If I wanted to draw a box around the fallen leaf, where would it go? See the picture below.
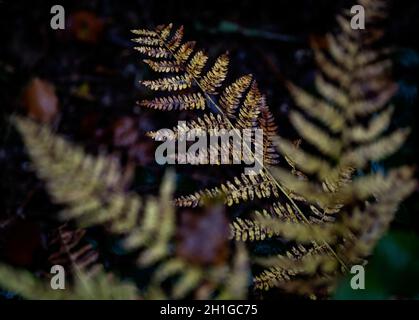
[176,205,230,266]
[22,78,59,124]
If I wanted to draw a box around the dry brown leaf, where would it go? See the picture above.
[176,205,230,266]
[22,78,59,124]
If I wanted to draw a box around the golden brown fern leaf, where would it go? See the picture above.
[235,81,262,130]
[131,9,415,298]
[199,53,230,94]
[175,172,280,207]
[258,98,280,165]
[139,93,206,111]
[132,24,298,246]
[147,113,230,140]
[133,24,284,170]
[220,74,253,118]
[132,24,344,295]
[231,201,299,242]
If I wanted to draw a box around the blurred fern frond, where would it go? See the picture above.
[0,118,249,300]
[250,0,416,295]
[0,263,139,300]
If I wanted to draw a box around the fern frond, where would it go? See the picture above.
[287,82,345,133]
[175,41,196,63]
[186,50,208,77]
[139,93,206,111]
[220,74,253,118]
[133,23,291,216]
[0,263,139,300]
[175,172,279,207]
[235,81,262,129]
[14,117,140,234]
[259,0,416,295]
[167,25,184,50]
[131,9,415,298]
[199,53,229,94]
[290,111,342,158]
[143,59,182,73]
[147,113,229,140]
[11,117,250,300]
[231,201,298,241]
[134,46,171,58]
[142,74,193,91]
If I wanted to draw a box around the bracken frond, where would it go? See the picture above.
[139,92,206,111]
[130,0,415,298]
[220,74,253,118]
[254,0,416,296]
[199,53,229,94]
[5,117,250,300]
[175,172,280,208]
[143,59,182,73]
[142,74,193,91]
[0,264,140,300]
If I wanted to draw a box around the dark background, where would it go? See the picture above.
[0,0,419,299]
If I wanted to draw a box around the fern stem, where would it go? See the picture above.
[57,228,96,298]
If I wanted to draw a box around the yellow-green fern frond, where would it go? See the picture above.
[259,0,416,295]
[10,118,250,300]
[0,264,139,300]
[13,117,140,234]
